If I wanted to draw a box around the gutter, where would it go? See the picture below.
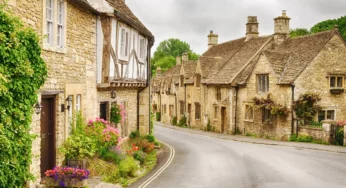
[291,84,295,135]
[234,86,239,134]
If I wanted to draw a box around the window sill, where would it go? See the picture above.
[244,120,254,123]
[262,122,273,125]
[330,88,344,94]
[195,119,201,121]
[213,119,218,122]
[43,45,67,54]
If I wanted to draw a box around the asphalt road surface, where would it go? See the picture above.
[146,125,346,188]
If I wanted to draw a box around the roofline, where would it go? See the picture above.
[113,10,155,44]
[69,0,102,14]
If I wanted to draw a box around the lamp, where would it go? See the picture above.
[111,89,116,99]
[34,103,42,115]
[61,96,73,112]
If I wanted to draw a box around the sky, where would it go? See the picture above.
[126,0,346,55]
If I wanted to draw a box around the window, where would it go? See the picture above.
[257,74,269,93]
[139,36,146,61]
[180,76,184,87]
[262,108,272,123]
[100,102,107,121]
[120,27,130,59]
[318,110,335,122]
[76,94,81,112]
[195,103,201,120]
[46,0,54,45]
[214,106,218,119]
[330,76,343,88]
[196,74,201,87]
[180,101,185,115]
[216,87,221,101]
[245,105,254,121]
[57,0,64,48]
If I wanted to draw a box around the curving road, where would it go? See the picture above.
[146,125,346,188]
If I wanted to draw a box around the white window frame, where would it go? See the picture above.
[119,26,130,61]
[138,35,146,62]
[57,0,64,48]
[46,0,54,45]
[76,94,81,112]
[329,75,344,89]
[245,104,254,122]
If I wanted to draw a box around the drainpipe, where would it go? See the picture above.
[291,84,295,135]
[234,86,239,135]
[184,84,187,118]
[148,46,152,134]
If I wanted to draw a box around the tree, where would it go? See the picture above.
[290,28,311,38]
[289,16,346,40]
[0,5,47,187]
[151,38,199,75]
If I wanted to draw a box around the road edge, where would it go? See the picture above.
[157,123,346,155]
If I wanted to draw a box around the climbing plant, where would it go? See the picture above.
[293,93,321,124]
[253,94,289,116]
[0,5,47,187]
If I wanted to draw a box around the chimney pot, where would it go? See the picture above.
[282,10,286,16]
[176,56,181,65]
[274,10,290,45]
[246,16,259,41]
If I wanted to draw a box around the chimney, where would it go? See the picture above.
[274,10,290,45]
[246,16,259,41]
[156,67,162,76]
[208,30,218,49]
[176,56,181,65]
[182,52,188,61]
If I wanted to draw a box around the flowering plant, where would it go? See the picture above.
[110,103,126,124]
[337,120,346,126]
[44,166,89,187]
[102,125,121,147]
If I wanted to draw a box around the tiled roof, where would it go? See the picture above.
[199,56,224,82]
[182,60,197,79]
[267,30,336,84]
[203,37,245,60]
[207,36,272,84]
[106,0,153,38]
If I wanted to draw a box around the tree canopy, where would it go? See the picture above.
[151,38,199,76]
[289,16,346,40]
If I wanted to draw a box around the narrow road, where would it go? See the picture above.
[146,125,346,188]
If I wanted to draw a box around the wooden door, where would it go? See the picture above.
[188,104,191,126]
[221,107,226,133]
[40,97,56,177]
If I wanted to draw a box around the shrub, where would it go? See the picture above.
[133,151,147,164]
[171,116,177,125]
[206,119,212,131]
[59,134,97,160]
[0,5,47,186]
[140,139,155,153]
[156,112,161,121]
[178,116,187,127]
[87,158,118,184]
[145,134,156,143]
[289,134,313,142]
[129,130,140,139]
[118,156,139,177]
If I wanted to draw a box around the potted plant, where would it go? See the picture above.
[42,166,89,187]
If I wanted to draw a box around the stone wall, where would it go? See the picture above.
[237,54,292,140]
[295,35,346,122]
[298,127,323,140]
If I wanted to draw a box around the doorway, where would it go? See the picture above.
[221,107,226,133]
[188,104,191,126]
[40,96,56,177]
[100,102,107,120]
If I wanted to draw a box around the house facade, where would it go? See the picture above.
[152,11,346,141]
[6,0,153,186]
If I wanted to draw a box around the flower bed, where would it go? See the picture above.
[43,167,89,187]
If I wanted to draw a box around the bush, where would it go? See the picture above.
[171,116,177,125]
[129,130,140,139]
[110,103,125,124]
[145,134,156,143]
[178,116,187,127]
[133,150,147,164]
[156,112,161,121]
[140,139,155,153]
[59,134,97,160]
[289,134,313,142]
[206,119,212,131]
[118,156,139,177]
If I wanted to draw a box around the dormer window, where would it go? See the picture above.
[329,75,344,94]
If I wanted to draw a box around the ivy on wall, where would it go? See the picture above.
[0,5,47,187]
[293,93,321,124]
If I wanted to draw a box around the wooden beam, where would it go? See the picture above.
[101,16,112,83]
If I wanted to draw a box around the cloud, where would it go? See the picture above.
[126,0,346,55]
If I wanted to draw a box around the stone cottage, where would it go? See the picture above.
[6,0,153,186]
[152,10,346,141]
